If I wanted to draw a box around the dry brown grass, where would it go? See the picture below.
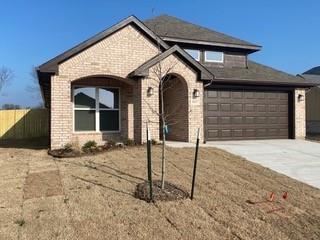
[0,145,319,240]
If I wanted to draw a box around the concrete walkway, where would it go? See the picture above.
[167,139,320,189]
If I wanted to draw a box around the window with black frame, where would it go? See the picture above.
[73,87,120,132]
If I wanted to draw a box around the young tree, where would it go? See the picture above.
[147,61,177,189]
[144,19,184,190]
[0,66,13,93]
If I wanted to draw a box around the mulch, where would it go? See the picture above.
[135,180,189,202]
[48,148,81,158]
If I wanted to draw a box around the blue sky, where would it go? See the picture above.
[0,0,319,107]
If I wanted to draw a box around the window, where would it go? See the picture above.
[184,49,200,61]
[73,87,120,132]
[205,51,224,63]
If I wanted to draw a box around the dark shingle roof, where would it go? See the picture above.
[207,61,318,87]
[144,15,260,50]
[303,66,320,75]
[301,66,320,85]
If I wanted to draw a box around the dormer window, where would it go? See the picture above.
[205,51,224,63]
[184,49,200,61]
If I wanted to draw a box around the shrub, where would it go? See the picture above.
[107,140,116,147]
[82,140,97,152]
[124,138,135,146]
[63,143,73,152]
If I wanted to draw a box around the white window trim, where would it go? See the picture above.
[185,49,200,61]
[204,51,224,63]
[72,85,121,134]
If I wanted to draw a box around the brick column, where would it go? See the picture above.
[50,75,72,149]
[295,89,306,139]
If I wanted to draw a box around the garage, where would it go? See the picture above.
[204,87,293,141]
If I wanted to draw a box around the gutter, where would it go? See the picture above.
[206,77,319,88]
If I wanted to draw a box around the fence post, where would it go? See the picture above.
[146,125,153,202]
[191,128,200,200]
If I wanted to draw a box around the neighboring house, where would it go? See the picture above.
[37,15,317,149]
[301,67,320,134]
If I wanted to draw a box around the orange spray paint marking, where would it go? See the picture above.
[283,192,288,200]
[269,192,275,202]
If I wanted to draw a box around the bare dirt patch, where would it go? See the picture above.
[0,145,319,240]
[24,170,63,199]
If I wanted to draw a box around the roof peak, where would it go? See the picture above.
[144,14,261,50]
[303,66,320,75]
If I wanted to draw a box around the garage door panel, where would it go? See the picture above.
[232,91,243,98]
[207,91,218,98]
[245,104,255,112]
[207,103,218,111]
[234,129,243,137]
[206,116,218,125]
[207,130,219,138]
[220,91,231,98]
[221,130,232,137]
[205,88,290,140]
[257,129,267,136]
[220,103,231,111]
[232,103,243,112]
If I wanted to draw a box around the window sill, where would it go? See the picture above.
[73,131,121,135]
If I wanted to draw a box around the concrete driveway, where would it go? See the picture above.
[207,139,320,189]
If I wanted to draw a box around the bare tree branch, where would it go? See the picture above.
[0,66,13,92]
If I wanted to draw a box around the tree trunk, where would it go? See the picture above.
[161,126,166,189]
[160,81,166,190]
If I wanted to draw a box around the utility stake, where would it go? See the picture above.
[191,128,200,200]
[146,125,153,202]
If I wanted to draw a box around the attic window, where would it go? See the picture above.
[205,51,224,63]
[184,49,200,61]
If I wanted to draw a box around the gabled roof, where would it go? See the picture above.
[129,45,214,81]
[301,67,320,86]
[38,15,169,74]
[144,15,261,52]
[303,66,320,75]
[206,60,319,87]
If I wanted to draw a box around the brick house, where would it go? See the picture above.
[37,15,317,149]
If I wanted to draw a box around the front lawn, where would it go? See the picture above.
[0,145,319,239]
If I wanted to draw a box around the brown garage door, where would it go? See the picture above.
[204,88,291,141]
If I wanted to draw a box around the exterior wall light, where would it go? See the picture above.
[298,94,305,102]
[193,89,200,98]
[147,87,154,96]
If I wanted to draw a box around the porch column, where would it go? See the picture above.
[295,89,306,139]
[50,75,72,149]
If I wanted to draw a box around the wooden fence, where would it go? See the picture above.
[0,109,49,140]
